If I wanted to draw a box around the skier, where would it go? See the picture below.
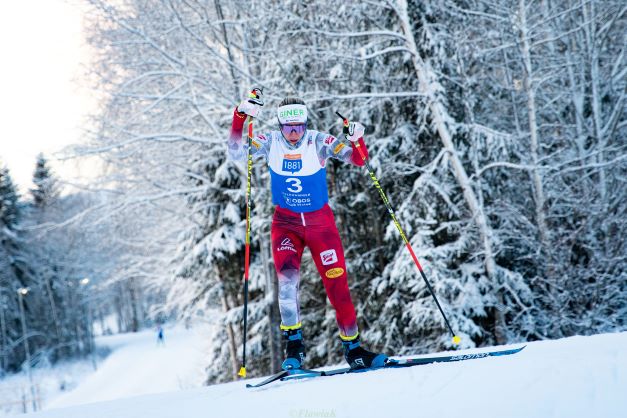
[228,94,388,370]
[156,325,165,346]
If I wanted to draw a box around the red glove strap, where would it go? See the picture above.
[350,137,368,166]
[230,107,247,139]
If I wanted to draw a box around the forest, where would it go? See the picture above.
[1,0,624,383]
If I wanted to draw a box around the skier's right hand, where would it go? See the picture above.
[237,98,262,118]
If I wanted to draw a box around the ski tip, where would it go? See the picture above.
[238,366,247,378]
[452,335,461,345]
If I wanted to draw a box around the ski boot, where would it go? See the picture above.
[341,335,388,369]
[282,328,306,370]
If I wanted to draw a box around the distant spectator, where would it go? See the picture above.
[156,326,165,346]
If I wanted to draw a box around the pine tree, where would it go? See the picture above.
[0,164,20,228]
[0,162,28,372]
[30,153,59,208]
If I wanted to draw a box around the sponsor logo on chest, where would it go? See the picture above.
[282,153,302,173]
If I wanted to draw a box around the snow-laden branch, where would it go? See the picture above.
[308,91,425,102]
[548,153,627,176]
[23,187,205,232]
[280,28,407,42]
[61,133,220,160]
[472,161,538,179]
[358,45,413,60]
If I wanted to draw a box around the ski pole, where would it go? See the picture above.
[239,87,264,379]
[336,111,461,346]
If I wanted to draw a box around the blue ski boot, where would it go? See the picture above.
[341,335,388,369]
[282,328,306,370]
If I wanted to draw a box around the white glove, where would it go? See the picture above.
[237,99,262,118]
[345,122,365,142]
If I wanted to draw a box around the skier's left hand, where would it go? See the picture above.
[345,122,365,142]
[237,99,262,118]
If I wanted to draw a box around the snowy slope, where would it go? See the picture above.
[46,325,208,409]
[24,331,626,418]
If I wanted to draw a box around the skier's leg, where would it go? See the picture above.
[306,205,388,369]
[271,224,305,329]
[272,210,305,370]
[271,213,307,369]
[305,207,358,339]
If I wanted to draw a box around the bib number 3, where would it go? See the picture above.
[286,178,302,193]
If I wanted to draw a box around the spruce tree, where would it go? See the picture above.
[0,164,20,228]
[30,153,59,208]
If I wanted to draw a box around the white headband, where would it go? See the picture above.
[277,104,307,124]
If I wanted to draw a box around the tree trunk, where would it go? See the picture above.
[518,0,551,259]
[396,0,507,343]
[214,0,240,101]
[43,277,62,344]
[127,279,140,332]
[218,279,240,380]
[0,306,7,371]
[581,0,607,204]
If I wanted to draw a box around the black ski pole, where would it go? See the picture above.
[336,111,461,346]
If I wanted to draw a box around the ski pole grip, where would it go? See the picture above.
[335,111,350,134]
[248,87,264,106]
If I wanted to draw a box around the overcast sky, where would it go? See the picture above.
[0,0,95,194]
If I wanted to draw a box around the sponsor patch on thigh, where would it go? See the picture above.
[325,267,344,278]
[320,249,338,266]
[278,237,297,253]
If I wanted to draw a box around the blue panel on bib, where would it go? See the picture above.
[270,168,328,213]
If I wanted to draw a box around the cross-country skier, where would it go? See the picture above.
[228,94,388,370]
[156,325,165,346]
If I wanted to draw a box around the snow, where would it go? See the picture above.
[45,325,208,410]
[0,358,95,416]
[20,331,627,418]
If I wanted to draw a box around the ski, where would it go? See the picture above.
[245,368,321,388]
[322,345,526,376]
[246,345,525,387]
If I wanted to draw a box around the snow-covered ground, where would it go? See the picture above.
[47,325,208,409]
[0,324,208,416]
[16,330,627,418]
[0,357,96,416]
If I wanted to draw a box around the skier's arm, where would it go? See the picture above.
[227,107,270,161]
[316,132,369,167]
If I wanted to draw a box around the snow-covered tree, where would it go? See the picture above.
[30,154,59,208]
[70,0,625,383]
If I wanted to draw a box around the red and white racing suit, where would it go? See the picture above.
[228,109,369,339]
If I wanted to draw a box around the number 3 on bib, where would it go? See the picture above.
[286,178,302,193]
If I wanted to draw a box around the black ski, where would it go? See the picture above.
[246,345,525,388]
[245,368,321,388]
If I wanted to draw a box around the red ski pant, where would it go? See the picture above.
[271,204,358,339]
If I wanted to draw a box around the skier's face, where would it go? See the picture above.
[281,123,306,145]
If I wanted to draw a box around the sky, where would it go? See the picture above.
[0,0,96,194]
